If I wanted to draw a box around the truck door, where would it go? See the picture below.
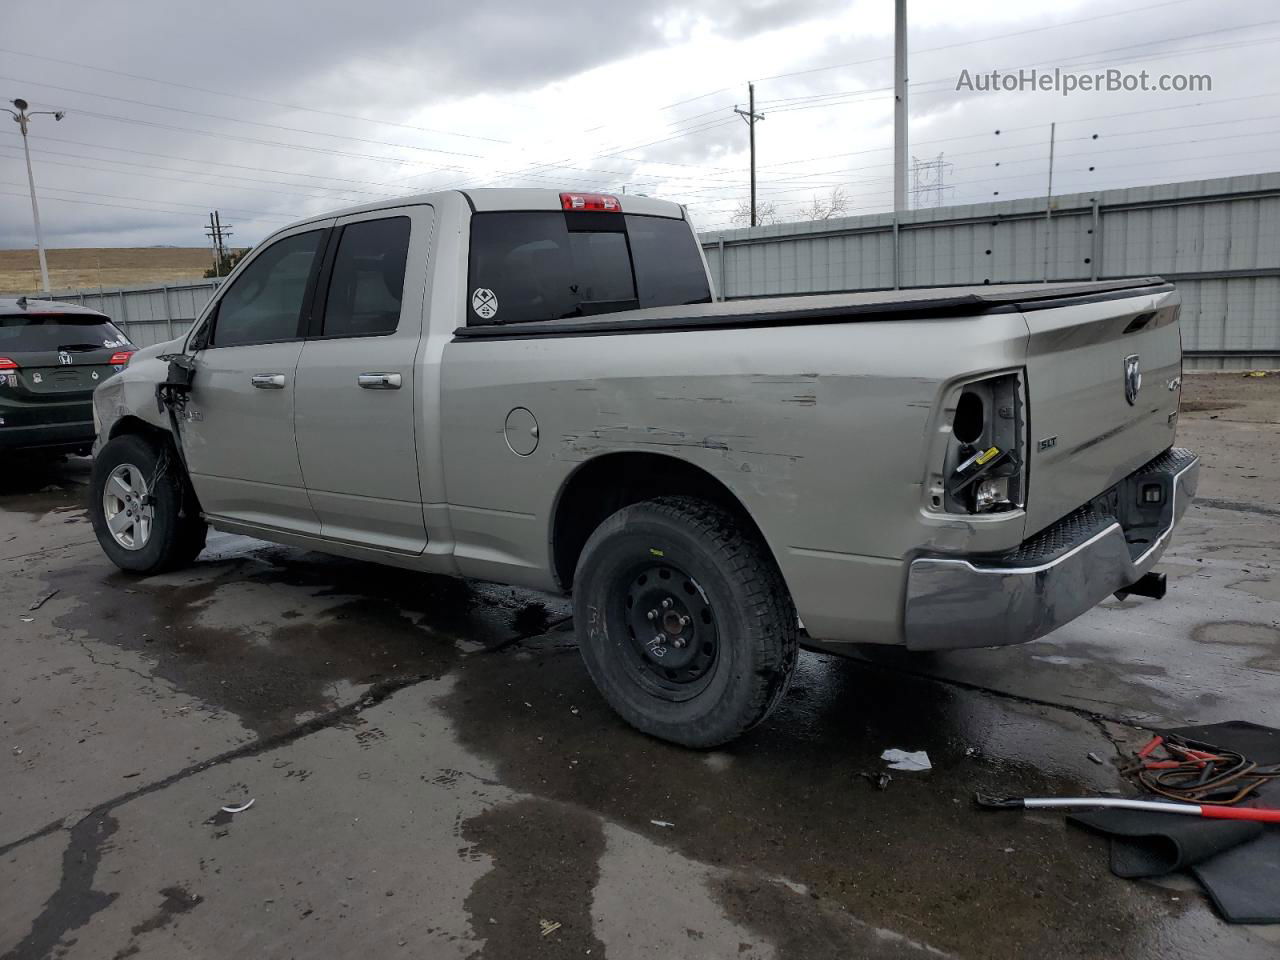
[293,206,433,554]
[183,223,332,534]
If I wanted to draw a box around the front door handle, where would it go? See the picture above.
[251,374,286,389]
[358,372,402,390]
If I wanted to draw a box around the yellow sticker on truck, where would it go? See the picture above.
[975,446,1000,465]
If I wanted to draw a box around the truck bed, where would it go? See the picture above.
[453,277,1171,339]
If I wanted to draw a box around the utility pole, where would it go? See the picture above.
[734,83,765,227]
[6,99,64,294]
[204,211,234,276]
[1043,122,1056,282]
[893,0,908,212]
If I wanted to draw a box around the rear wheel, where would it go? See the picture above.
[573,496,797,748]
[89,434,206,573]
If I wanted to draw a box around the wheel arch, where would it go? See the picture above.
[109,414,173,446]
[106,415,202,512]
[549,451,780,592]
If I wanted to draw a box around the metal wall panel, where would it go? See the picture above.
[700,172,1280,368]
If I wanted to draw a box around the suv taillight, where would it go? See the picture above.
[0,357,17,370]
[109,351,133,366]
[560,192,621,212]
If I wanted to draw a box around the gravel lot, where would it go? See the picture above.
[2,372,1278,960]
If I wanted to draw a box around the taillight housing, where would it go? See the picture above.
[0,357,18,370]
[927,371,1027,515]
[560,192,621,212]
[109,350,134,366]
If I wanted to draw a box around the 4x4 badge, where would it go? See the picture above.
[1124,354,1142,406]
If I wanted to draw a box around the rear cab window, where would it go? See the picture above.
[466,211,710,326]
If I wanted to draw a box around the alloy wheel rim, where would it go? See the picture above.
[102,463,153,550]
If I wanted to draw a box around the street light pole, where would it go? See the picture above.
[6,99,64,295]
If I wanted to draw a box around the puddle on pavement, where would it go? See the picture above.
[1192,621,1280,672]
[0,456,91,518]
[49,538,568,740]
[440,637,1205,960]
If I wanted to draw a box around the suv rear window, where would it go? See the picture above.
[466,212,710,326]
[0,313,131,353]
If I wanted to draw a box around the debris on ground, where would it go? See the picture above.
[28,589,59,611]
[220,798,255,814]
[539,919,562,937]
[881,748,931,772]
[976,721,1280,925]
[860,771,893,790]
[650,819,675,828]
[1087,752,1105,764]
[1242,370,1269,378]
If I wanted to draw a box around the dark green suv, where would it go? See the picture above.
[0,297,134,456]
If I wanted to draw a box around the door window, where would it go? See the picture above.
[211,230,324,347]
[320,217,412,338]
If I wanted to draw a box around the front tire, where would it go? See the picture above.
[573,496,797,748]
[89,434,206,573]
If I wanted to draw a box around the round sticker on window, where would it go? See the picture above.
[471,288,498,320]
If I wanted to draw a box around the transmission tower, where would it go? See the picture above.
[909,154,952,209]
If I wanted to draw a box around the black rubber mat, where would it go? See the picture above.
[1068,809,1262,878]
[1191,831,1280,924]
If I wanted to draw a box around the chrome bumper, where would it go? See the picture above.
[903,447,1199,651]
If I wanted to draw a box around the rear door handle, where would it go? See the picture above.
[358,373,402,390]
[251,374,286,389]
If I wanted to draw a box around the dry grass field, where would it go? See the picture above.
[0,248,217,295]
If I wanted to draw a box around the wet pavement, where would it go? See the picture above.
[2,372,1279,959]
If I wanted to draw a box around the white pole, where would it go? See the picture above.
[1043,121,1056,283]
[893,0,909,212]
[16,112,51,294]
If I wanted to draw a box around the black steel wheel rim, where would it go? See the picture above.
[615,559,719,700]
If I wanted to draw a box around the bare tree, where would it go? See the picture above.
[730,198,780,226]
[797,187,849,222]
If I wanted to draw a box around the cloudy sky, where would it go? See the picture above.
[1,0,1275,250]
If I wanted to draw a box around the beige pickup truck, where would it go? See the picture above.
[89,188,1197,746]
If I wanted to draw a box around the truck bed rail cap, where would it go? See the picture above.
[453,277,1173,340]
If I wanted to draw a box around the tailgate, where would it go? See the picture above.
[1022,287,1182,535]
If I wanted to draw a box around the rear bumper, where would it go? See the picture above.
[0,418,95,453]
[903,447,1199,651]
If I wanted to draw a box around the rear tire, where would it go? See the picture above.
[89,434,207,574]
[573,496,797,748]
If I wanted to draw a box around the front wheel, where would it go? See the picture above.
[573,496,797,748]
[89,434,207,574]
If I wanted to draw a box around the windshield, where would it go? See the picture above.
[466,212,711,326]
[0,313,132,353]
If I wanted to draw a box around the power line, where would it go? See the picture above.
[0,178,290,221]
[0,188,287,222]
[0,47,510,144]
[0,75,492,161]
